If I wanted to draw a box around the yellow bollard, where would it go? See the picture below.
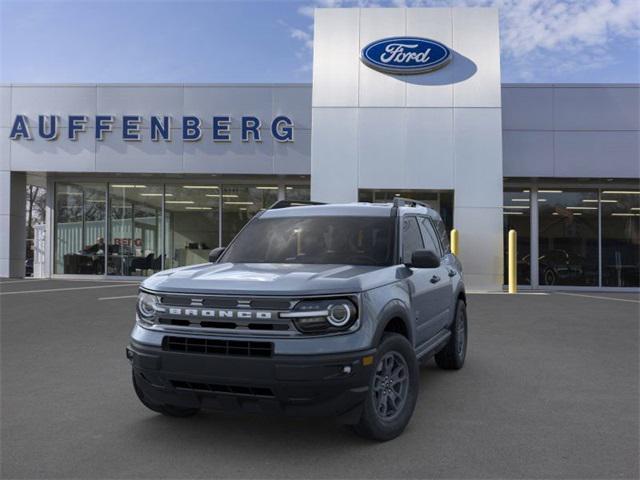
[508,229,517,294]
[450,229,459,256]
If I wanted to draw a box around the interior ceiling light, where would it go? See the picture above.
[602,191,640,195]
[224,201,254,205]
[511,198,529,202]
[503,205,529,209]
[612,213,640,216]
[582,199,617,203]
[538,189,562,193]
[503,211,523,215]
[256,186,279,190]
[566,206,597,210]
[165,200,195,204]
[112,184,146,188]
[182,185,219,189]
[185,206,213,210]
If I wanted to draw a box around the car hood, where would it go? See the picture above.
[142,262,397,296]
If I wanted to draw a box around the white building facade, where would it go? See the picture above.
[1,7,638,290]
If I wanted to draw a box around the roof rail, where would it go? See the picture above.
[392,197,431,209]
[268,200,326,210]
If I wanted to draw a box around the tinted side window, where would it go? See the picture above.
[402,217,424,264]
[419,217,442,257]
[434,218,450,253]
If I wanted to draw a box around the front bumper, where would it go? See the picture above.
[128,339,376,422]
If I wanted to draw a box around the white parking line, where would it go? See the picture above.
[98,294,139,301]
[0,283,139,296]
[556,292,640,304]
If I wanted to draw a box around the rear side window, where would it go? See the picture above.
[402,217,424,264]
[418,217,442,257]
[434,217,450,253]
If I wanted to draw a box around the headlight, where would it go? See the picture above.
[281,298,358,334]
[136,291,159,326]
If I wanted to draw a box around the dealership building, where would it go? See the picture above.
[1,7,638,290]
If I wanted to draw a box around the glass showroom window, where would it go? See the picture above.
[538,189,599,286]
[54,183,106,274]
[503,188,531,285]
[108,184,162,276]
[164,185,220,269]
[221,185,278,246]
[285,185,311,201]
[601,189,640,287]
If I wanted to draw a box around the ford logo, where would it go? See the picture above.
[361,37,451,75]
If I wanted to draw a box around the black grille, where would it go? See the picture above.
[158,318,290,331]
[171,380,274,397]
[162,336,273,357]
[159,295,292,310]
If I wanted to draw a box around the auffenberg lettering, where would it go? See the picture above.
[8,115,295,143]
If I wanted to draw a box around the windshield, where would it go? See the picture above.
[221,216,396,266]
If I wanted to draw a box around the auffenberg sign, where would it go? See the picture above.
[8,114,295,142]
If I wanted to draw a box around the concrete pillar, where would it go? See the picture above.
[0,171,26,278]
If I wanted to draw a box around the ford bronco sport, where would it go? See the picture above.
[127,198,467,441]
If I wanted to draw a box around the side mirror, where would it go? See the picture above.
[408,249,440,269]
[208,247,225,263]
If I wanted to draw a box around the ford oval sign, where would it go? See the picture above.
[361,37,451,75]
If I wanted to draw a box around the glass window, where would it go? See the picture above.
[503,188,532,285]
[285,185,310,201]
[538,189,598,286]
[54,183,106,274]
[221,185,278,246]
[418,217,442,256]
[601,189,640,287]
[221,216,395,266]
[402,217,424,264]
[164,184,220,269]
[108,184,162,276]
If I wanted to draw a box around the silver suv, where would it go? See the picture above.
[127,198,467,441]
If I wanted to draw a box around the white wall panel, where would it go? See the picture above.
[358,108,405,188]
[453,205,503,279]
[11,86,97,127]
[273,87,312,130]
[97,86,184,129]
[311,108,358,202]
[554,131,640,178]
[404,108,454,189]
[502,131,554,177]
[358,8,406,107]
[183,86,273,129]
[553,86,640,131]
[10,130,96,172]
[405,8,453,107]
[502,86,553,131]
[312,8,360,107]
[0,128,10,171]
[452,8,501,108]
[274,130,311,175]
[0,87,11,128]
[96,135,183,173]
[454,108,503,208]
[183,136,274,174]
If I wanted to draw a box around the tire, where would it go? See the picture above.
[352,333,419,442]
[132,372,200,418]
[543,268,557,286]
[435,300,467,370]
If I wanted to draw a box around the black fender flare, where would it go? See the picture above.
[372,299,414,347]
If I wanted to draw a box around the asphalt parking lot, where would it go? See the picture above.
[1,279,638,479]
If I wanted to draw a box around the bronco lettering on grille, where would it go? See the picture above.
[157,306,274,320]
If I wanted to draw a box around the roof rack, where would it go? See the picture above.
[268,200,326,210]
[392,197,431,209]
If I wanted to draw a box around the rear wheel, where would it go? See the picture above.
[435,300,467,370]
[132,372,200,418]
[352,333,419,441]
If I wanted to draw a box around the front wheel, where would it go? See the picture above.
[352,333,419,441]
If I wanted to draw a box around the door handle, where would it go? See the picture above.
[448,269,457,277]
[430,275,441,284]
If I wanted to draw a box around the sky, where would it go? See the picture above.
[1,0,639,84]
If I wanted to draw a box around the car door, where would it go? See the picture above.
[418,216,453,333]
[401,216,441,347]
